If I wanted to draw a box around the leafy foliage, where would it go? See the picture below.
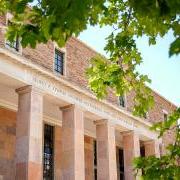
[86,0,179,116]
[134,108,180,179]
[86,55,154,116]
[0,0,106,47]
[0,2,179,114]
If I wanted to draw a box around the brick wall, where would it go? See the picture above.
[149,92,176,123]
[0,107,96,179]
[23,42,54,71]
[149,92,176,151]
[0,15,177,148]
[126,90,176,149]
[126,90,176,122]
[0,108,16,180]
[0,14,177,172]
[65,38,96,90]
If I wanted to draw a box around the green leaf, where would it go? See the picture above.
[169,38,180,57]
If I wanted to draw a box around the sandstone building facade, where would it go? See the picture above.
[0,15,176,180]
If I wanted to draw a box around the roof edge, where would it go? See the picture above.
[72,37,178,108]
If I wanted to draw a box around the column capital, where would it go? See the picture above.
[60,104,85,112]
[60,104,74,111]
[143,140,153,146]
[122,130,139,137]
[15,85,44,95]
[143,139,161,146]
[94,119,115,127]
[94,119,107,125]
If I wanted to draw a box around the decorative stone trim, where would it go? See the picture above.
[94,119,108,125]
[0,47,159,140]
[0,99,17,111]
[15,85,45,95]
[94,119,116,127]
[122,130,134,136]
[59,104,74,111]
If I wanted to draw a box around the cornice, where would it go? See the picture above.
[15,85,45,95]
[0,47,154,131]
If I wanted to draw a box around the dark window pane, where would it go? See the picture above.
[140,146,145,157]
[6,36,19,51]
[140,146,145,175]
[164,113,168,121]
[143,112,147,119]
[94,168,97,180]
[94,141,97,166]
[120,173,124,180]
[54,49,64,75]
[118,149,124,180]
[94,141,97,180]
[119,96,125,107]
[43,124,54,180]
[6,21,20,51]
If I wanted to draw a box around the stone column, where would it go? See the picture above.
[123,131,140,180]
[95,119,117,180]
[61,104,85,180]
[15,85,43,180]
[144,140,160,158]
[54,126,62,179]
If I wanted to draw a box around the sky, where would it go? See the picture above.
[79,26,180,106]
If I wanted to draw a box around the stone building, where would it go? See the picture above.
[0,14,176,180]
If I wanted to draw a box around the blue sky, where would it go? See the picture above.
[79,26,180,106]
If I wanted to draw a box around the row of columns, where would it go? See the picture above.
[15,86,160,180]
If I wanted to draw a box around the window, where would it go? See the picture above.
[140,146,145,157]
[93,141,97,180]
[5,21,20,52]
[43,124,54,180]
[119,95,125,107]
[6,36,20,51]
[140,146,145,175]
[164,113,168,121]
[163,110,168,121]
[143,112,149,119]
[118,149,124,180]
[54,49,64,75]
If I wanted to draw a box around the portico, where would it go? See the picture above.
[0,48,160,180]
